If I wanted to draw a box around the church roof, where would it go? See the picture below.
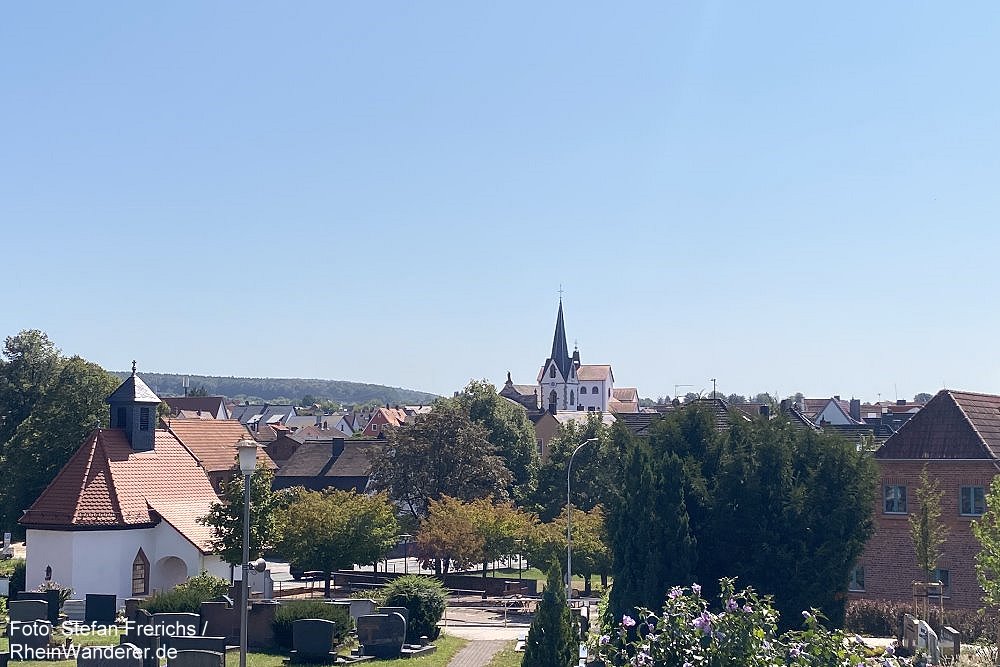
[106,368,161,405]
[549,300,573,380]
[20,429,219,553]
[577,365,612,381]
[165,419,276,473]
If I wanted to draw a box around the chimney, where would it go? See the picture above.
[850,399,861,421]
[834,395,841,401]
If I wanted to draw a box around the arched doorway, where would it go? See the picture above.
[152,556,188,592]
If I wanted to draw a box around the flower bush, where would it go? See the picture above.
[590,579,907,667]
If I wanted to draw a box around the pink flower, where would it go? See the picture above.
[622,615,636,628]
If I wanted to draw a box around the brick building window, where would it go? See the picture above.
[848,565,865,592]
[884,485,907,514]
[961,486,986,516]
[931,568,950,596]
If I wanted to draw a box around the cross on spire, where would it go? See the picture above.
[131,360,137,375]
[558,284,564,300]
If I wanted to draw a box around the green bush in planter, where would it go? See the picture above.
[273,600,353,650]
[382,575,447,643]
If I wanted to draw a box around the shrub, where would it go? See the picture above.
[273,600,353,649]
[140,572,229,614]
[7,559,26,596]
[382,575,447,643]
[34,580,73,607]
[845,598,999,644]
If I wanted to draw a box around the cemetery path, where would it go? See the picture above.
[445,640,508,667]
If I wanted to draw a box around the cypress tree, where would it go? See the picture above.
[523,562,576,667]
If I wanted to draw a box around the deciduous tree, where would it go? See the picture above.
[276,489,398,597]
[910,465,948,591]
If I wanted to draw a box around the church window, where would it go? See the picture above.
[549,365,556,379]
[581,387,587,395]
[593,386,599,394]
[132,549,149,596]
[570,391,575,405]
[608,388,611,398]
[139,407,150,431]
[549,390,557,407]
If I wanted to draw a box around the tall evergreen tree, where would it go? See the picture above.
[523,562,576,667]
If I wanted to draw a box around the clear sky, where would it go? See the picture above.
[3,2,999,402]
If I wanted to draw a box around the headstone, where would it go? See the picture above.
[290,618,339,664]
[246,601,279,650]
[198,602,236,641]
[8,600,47,623]
[63,600,86,622]
[77,643,143,667]
[902,613,918,651]
[16,590,60,625]
[167,650,225,667]
[6,619,53,657]
[150,612,200,640]
[86,594,119,626]
[248,569,274,600]
[120,623,160,667]
[377,606,409,626]
[2,532,11,558]
[917,620,940,664]
[168,637,227,655]
[0,650,8,667]
[940,625,961,658]
[329,598,376,622]
[357,613,406,659]
[0,578,8,598]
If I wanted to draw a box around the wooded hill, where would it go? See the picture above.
[111,371,439,406]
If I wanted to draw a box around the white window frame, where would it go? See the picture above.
[884,485,907,514]
[960,485,986,516]
[848,565,865,592]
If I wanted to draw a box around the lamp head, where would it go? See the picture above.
[237,439,258,475]
[249,558,267,573]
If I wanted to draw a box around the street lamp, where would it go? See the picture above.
[567,437,598,602]
[237,439,258,667]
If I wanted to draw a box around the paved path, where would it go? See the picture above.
[446,640,508,667]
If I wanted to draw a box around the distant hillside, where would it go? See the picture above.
[111,372,439,406]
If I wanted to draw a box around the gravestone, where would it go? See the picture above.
[63,600,86,623]
[330,599,375,622]
[198,602,235,642]
[901,614,918,651]
[377,606,409,626]
[6,618,53,657]
[151,612,200,644]
[940,625,961,658]
[120,622,160,667]
[16,590,60,625]
[0,650,8,667]
[77,643,144,667]
[0,578,9,597]
[8,600,48,623]
[167,650,225,667]
[357,613,406,659]
[916,620,940,664]
[290,618,339,664]
[86,594,119,626]
[168,636,227,655]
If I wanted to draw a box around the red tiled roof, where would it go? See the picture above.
[613,387,638,402]
[875,390,1000,460]
[576,365,612,381]
[165,419,276,472]
[20,429,221,552]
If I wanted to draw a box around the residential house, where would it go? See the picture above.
[162,396,230,420]
[272,437,376,493]
[360,407,407,438]
[20,368,230,601]
[531,410,616,462]
[851,389,1000,609]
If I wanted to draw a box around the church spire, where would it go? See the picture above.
[550,299,572,379]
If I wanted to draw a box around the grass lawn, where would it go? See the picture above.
[485,641,521,667]
[1,630,468,667]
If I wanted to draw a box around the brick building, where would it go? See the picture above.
[851,389,1000,609]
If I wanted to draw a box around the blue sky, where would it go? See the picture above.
[2,2,998,402]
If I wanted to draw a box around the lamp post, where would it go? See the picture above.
[567,437,598,603]
[237,439,258,667]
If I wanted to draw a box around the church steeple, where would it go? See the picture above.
[106,361,161,452]
[550,299,572,380]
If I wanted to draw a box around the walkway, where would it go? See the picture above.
[446,640,508,667]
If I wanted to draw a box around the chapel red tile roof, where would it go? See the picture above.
[20,429,221,552]
[875,390,1000,460]
[165,419,276,472]
[576,365,612,381]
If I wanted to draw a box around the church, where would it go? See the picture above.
[501,300,639,414]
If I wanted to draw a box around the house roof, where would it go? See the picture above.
[613,387,638,402]
[577,365,612,381]
[162,396,227,417]
[174,410,215,420]
[20,429,219,553]
[274,439,376,492]
[875,390,1000,460]
[552,411,616,427]
[107,372,161,404]
[165,419,276,472]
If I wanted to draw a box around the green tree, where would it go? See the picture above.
[368,401,513,518]
[465,497,535,593]
[522,561,576,667]
[198,464,286,568]
[0,330,62,452]
[526,505,611,595]
[0,353,119,532]
[973,477,1000,608]
[914,393,934,404]
[454,380,540,503]
[276,489,398,597]
[608,434,695,620]
[415,495,485,574]
[910,465,948,589]
[188,385,209,397]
